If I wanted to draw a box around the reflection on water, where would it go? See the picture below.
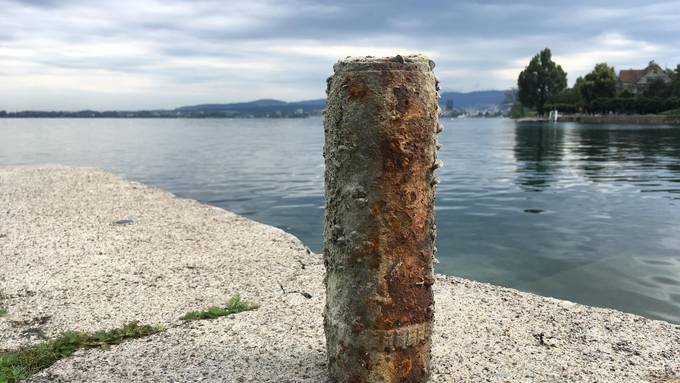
[513,124,565,191]
[1,118,680,323]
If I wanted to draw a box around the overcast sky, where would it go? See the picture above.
[1,0,679,110]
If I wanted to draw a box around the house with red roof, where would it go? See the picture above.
[618,61,672,95]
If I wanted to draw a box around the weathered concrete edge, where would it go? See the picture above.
[115,166,673,325]
[3,164,677,323]
[2,165,679,382]
[2,164,673,326]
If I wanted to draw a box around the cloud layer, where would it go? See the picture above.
[1,0,679,109]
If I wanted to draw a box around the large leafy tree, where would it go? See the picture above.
[578,63,618,103]
[548,87,582,105]
[671,64,680,97]
[644,78,672,98]
[517,48,568,115]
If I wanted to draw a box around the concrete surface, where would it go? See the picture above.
[0,166,678,382]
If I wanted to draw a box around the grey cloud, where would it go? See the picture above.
[0,0,678,109]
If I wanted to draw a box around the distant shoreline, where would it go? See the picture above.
[0,115,318,119]
[0,90,512,120]
[518,114,680,125]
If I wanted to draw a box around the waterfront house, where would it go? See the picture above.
[617,60,672,95]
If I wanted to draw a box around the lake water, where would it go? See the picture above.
[2,117,680,323]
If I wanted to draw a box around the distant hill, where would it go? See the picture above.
[175,99,325,116]
[0,90,512,119]
[174,90,510,116]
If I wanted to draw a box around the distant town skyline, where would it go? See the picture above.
[1,0,679,110]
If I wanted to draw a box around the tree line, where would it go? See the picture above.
[513,48,680,117]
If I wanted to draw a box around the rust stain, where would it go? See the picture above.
[373,110,435,330]
[346,80,371,100]
[399,358,412,376]
[389,348,429,383]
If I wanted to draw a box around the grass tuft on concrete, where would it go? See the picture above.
[180,293,258,321]
[0,308,7,318]
[0,321,163,383]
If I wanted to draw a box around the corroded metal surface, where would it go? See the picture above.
[323,55,440,382]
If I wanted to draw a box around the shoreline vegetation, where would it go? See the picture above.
[512,48,680,123]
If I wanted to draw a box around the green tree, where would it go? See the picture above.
[619,89,635,98]
[578,63,617,104]
[548,87,582,105]
[573,76,587,100]
[643,78,671,98]
[670,64,680,97]
[517,48,568,115]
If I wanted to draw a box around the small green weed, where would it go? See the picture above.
[0,308,7,318]
[0,321,162,383]
[180,293,258,321]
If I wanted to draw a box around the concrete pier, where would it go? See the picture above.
[0,166,678,382]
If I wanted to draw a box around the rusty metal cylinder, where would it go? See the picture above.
[323,55,440,382]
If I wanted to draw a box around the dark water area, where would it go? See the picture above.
[1,117,679,323]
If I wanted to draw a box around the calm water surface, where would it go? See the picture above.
[2,118,680,323]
